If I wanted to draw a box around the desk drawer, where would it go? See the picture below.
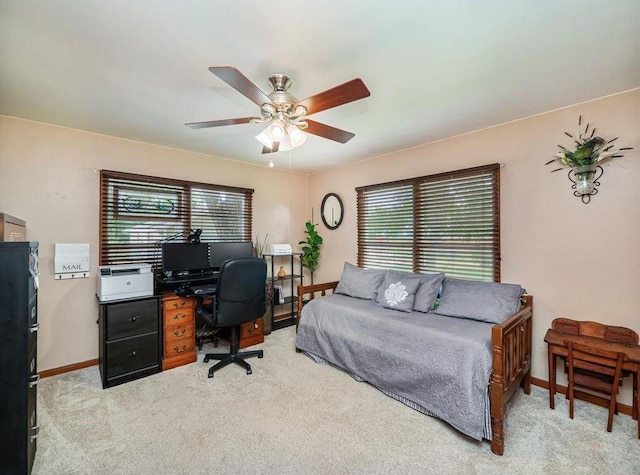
[164,336,195,358]
[241,318,263,339]
[163,297,191,311]
[165,322,194,342]
[106,333,159,378]
[163,307,194,326]
[107,299,159,340]
[239,318,264,349]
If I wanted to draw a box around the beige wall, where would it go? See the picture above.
[308,89,640,404]
[1,89,638,405]
[0,116,310,371]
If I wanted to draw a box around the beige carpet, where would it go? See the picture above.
[33,327,640,474]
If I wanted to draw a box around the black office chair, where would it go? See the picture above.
[201,257,267,378]
[195,296,221,350]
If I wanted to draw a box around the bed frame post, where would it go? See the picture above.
[490,294,533,455]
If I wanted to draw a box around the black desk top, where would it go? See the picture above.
[155,271,219,285]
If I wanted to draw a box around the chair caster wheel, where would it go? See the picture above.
[208,371,214,379]
[204,357,209,363]
[247,367,252,375]
[258,351,264,359]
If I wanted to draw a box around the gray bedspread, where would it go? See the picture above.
[295,294,494,440]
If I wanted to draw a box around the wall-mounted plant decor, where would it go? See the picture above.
[546,116,633,204]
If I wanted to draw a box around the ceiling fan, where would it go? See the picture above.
[185,66,371,154]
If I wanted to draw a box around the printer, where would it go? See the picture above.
[270,243,293,255]
[97,263,154,302]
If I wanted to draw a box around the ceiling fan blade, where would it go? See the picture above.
[185,117,254,129]
[305,120,356,144]
[209,66,273,107]
[295,78,370,116]
[262,142,279,154]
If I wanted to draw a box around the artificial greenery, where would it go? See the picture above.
[546,116,633,172]
[299,220,323,284]
[253,233,269,257]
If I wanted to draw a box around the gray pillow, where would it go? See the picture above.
[376,271,423,312]
[334,262,386,300]
[433,277,524,324]
[412,272,445,313]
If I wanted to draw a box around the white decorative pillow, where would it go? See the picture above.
[376,271,422,312]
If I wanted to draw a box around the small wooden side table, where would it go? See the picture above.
[544,317,640,433]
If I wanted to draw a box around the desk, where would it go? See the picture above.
[544,318,640,426]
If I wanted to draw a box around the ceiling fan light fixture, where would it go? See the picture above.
[189,67,371,154]
[266,120,285,141]
[255,129,274,148]
[278,134,294,152]
[262,103,276,116]
[287,124,307,147]
[292,104,307,118]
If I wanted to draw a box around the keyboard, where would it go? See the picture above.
[159,271,219,284]
[189,284,216,296]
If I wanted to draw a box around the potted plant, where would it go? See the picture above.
[299,220,323,285]
[546,116,633,198]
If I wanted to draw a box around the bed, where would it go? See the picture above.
[294,269,532,455]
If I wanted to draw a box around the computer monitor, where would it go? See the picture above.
[209,241,254,271]
[161,242,210,274]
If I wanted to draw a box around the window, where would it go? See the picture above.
[100,170,253,267]
[357,164,500,282]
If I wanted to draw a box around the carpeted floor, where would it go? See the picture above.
[33,327,640,474]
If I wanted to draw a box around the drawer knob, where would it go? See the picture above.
[130,315,139,322]
[130,350,137,357]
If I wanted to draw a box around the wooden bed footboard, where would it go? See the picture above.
[490,294,533,455]
[296,282,533,456]
[296,281,339,330]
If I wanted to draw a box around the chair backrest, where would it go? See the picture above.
[215,257,267,328]
[554,318,639,344]
[566,341,627,382]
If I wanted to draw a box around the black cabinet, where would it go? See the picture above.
[98,296,161,388]
[263,253,302,331]
[0,241,39,475]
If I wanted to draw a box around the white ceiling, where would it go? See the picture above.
[1,1,639,173]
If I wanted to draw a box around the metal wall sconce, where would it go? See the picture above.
[546,116,633,205]
[567,165,603,204]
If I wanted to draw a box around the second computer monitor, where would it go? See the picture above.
[209,241,254,271]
